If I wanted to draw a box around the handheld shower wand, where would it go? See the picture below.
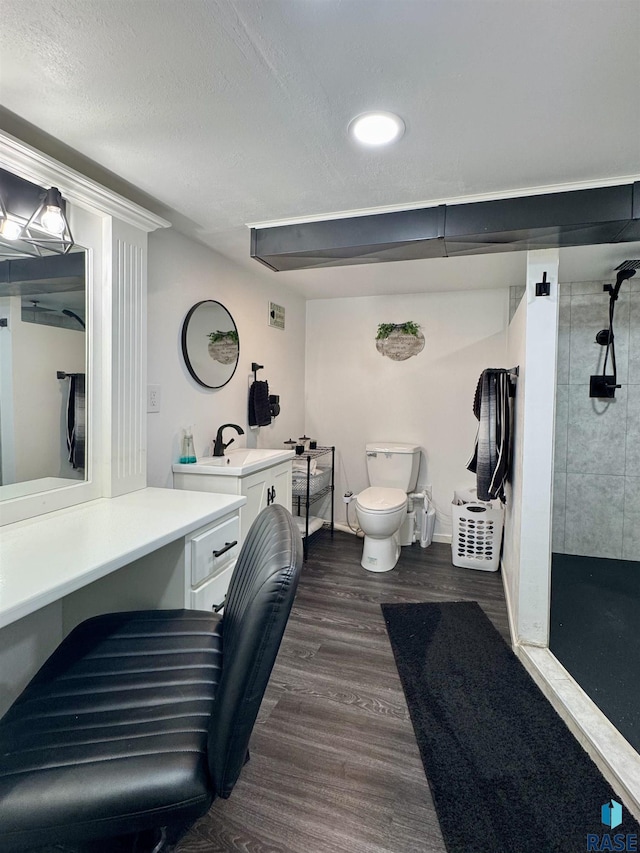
[591,261,640,398]
[610,265,637,297]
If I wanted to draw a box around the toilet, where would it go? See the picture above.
[355,442,421,573]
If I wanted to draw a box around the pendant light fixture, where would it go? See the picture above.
[0,188,23,241]
[0,168,74,255]
[23,186,74,253]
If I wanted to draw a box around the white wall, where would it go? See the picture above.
[305,289,510,538]
[503,293,527,636]
[146,229,307,488]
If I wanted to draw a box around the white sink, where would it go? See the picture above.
[172,447,294,477]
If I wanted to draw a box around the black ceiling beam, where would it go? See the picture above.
[0,252,85,297]
[250,183,640,272]
[0,252,84,284]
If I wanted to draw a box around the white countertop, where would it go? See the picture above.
[173,447,294,477]
[0,487,245,628]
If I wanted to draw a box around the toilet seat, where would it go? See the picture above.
[356,486,407,514]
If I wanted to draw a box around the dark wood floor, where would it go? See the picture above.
[179,530,510,853]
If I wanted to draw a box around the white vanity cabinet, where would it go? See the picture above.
[173,451,293,545]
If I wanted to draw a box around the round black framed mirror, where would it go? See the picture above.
[181,300,240,389]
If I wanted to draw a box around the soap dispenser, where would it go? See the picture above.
[180,426,197,463]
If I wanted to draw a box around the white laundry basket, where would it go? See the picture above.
[451,500,504,571]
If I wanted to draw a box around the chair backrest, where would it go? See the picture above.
[207,504,303,797]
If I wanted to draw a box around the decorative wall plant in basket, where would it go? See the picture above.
[207,329,239,364]
[375,322,425,361]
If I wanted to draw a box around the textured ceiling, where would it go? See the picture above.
[1,0,639,297]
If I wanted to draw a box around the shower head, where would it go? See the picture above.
[615,259,640,272]
[616,268,637,286]
[613,260,640,289]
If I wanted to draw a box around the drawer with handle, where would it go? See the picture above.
[191,560,235,613]
[190,515,240,586]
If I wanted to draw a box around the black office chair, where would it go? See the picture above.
[0,504,303,852]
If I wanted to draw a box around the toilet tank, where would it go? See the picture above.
[365,443,421,491]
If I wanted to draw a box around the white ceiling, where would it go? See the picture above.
[1,0,639,298]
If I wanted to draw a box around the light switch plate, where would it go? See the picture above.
[268,302,285,330]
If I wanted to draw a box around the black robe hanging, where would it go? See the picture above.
[467,368,511,502]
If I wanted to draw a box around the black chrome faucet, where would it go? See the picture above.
[213,423,245,457]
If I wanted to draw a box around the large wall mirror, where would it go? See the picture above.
[181,300,239,388]
[1,131,169,527]
[0,238,87,501]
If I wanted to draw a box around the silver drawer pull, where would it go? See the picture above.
[213,540,237,558]
[212,597,226,613]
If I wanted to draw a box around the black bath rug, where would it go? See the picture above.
[381,600,640,853]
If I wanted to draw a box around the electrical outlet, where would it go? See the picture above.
[147,384,161,413]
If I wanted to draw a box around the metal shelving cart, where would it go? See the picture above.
[292,445,335,559]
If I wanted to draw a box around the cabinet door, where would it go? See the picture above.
[271,463,292,512]
[241,472,269,541]
[239,463,292,542]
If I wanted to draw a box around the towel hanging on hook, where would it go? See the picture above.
[248,362,271,426]
[467,367,517,502]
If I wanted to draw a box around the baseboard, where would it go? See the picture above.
[332,524,452,545]
[517,644,640,823]
[500,558,518,648]
[432,533,452,544]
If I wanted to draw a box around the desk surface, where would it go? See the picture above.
[0,487,245,628]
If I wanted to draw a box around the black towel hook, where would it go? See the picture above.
[251,362,264,382]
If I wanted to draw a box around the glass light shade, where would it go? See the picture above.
[349,111,405,146]
[0,217,23,240]
[40,205,66,236]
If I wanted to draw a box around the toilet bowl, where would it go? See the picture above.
[354,442,421,573]
[356,486,409,572]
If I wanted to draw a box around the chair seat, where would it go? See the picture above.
[0,609,223,852]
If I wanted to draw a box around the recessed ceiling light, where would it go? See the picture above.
[348,111,405,146]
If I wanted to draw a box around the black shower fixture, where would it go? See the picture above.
[595,329,611,346]
[62,308,85,329]
[590,260,640,398]
[606,265,637,295]
[615,259,640,274]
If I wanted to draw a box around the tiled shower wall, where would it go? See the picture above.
[511,281,640,561]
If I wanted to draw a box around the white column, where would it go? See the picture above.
[517,248,559,645]
[103,217,148,497]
